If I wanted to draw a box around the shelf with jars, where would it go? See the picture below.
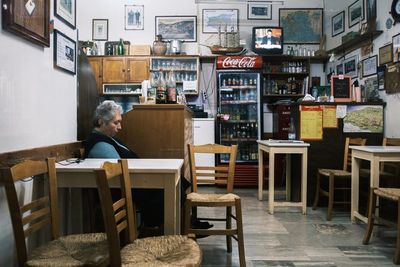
[150,56,199,95]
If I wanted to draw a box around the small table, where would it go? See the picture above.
[56,158,183,235]
[350,145,400,223]
[258,140,309,214]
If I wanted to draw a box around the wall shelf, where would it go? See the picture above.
[328,30,383,55]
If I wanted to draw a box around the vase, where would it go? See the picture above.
[153,35,167,56]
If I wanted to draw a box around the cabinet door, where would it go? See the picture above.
[102,57,126,83]
[87,57,103,94]
[126,57,149,82]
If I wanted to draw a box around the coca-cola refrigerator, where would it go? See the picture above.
[216,56,262,167]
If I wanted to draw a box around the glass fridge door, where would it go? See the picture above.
[217,71,260,163]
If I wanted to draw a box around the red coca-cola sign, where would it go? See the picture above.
[217,56,262,69]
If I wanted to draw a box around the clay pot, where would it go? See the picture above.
[153,35,167,55]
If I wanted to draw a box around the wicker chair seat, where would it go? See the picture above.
[120,235,201,266]
[187,192,240,203]
[319,168,351,177]
[27,233,108,267]
[374,188,400,201]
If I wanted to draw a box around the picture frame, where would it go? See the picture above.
[54,0,76,29]
[378,43,392,65]
[92,19,108,41]
[393,33,400,63]
[202,9,239,33]
[53,29,76,75]
[377,65,386,90]
[366,0,377,22]
[331,75,352,102]
[2,0,50,46]
[360,22,369,35]
[125,5,144,30]
[362,55,377,77]
[336,63,344,74]
[332,11,345,37]
[155,16,197,42]
[343,55,358,78]
[348,0,364,28]
[247,2,272,20]
[279,8,323,44]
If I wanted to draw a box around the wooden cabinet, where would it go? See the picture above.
[116,104,193,181]
[87,57,103,94]
[103,56,149,83]
[87,56,150,95]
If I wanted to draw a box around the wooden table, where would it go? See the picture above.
[257,140,309,214]
[56,158,183,235]
[350,146,400,223]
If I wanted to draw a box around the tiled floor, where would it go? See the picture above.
[196,187,398,267]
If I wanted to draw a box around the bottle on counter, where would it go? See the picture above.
[156,71,167,104]
[117,38,125,55]
[166,70,177,104]
[148,72,157,103]
[288,117,296,140]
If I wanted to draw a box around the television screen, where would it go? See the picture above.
[252,27,283,55]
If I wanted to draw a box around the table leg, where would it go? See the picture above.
[269,151,275,214]
[371,156,380,218]
[351,156,360,222]
[301,149,308,215]
[164,173,180,235]
[286,154,291,202]
[258,147,264,201]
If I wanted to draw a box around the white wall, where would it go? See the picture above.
[324,0,400,137]
[0,5,78,266]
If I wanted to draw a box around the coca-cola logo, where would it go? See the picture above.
[222,57,256,68]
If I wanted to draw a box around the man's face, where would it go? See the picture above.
[99,111,122,137]
[267,31,272,37]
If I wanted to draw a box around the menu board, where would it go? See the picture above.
[300,105,323,140]
[331,75,351,101]
[322,105,338,128]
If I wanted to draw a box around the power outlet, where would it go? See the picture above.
[202,91,208,100]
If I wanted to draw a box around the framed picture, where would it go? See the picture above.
[2,0,50,46]
[343,55,358,78]
[202,9,239,33]
[348,0,364,28]
[279,8,323,44]
[54,0,76,29]
[362,55,377,77]
[393,33,400,63]
[332,11,345,37]
[53,29,76,75]
[125,5,144,30]
[378,44,392,65]
[366,0,377,22]
[331,75,352,101]
[92,19,108,41]
[247,2,272,20]
[336,63,344,74]
[155,16,197,42]
[377,65,386,90]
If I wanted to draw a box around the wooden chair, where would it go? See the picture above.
[184,144,246,267]
[94,159,202,267]
[312,137,367,220]
[363,187,400,264]
[0,158,108,267]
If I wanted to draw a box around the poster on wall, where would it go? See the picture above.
[343,105,383,133]
[300,105,323,140]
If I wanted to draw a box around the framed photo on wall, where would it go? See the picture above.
[54,0,76,29]
[343,55,358,78]
[2,0,50,46]
[53,29,76,75]
[92,19,108,41]
[362,55,377,77]
[366,0,377,21]
[332,11,345,37]
[279,8,323,44]
[378,43,392,65]
[348,0,364,28]
[336,63,344,74]
[393,33,400,63]
[155,16,197,42]
[125,5,144,30]
[247,2,272,20]
[202,9,239,33]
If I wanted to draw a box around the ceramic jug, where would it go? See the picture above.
[153,35,167,56]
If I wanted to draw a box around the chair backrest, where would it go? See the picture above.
[343,137,367,171]
[188,144,237,193]
[94,159,136,267]
[382,137,400,173]
[0,158,60,265]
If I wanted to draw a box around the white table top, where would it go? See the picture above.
[257,139,310,147]
[349,146,400,153]
[56,158,184,174]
